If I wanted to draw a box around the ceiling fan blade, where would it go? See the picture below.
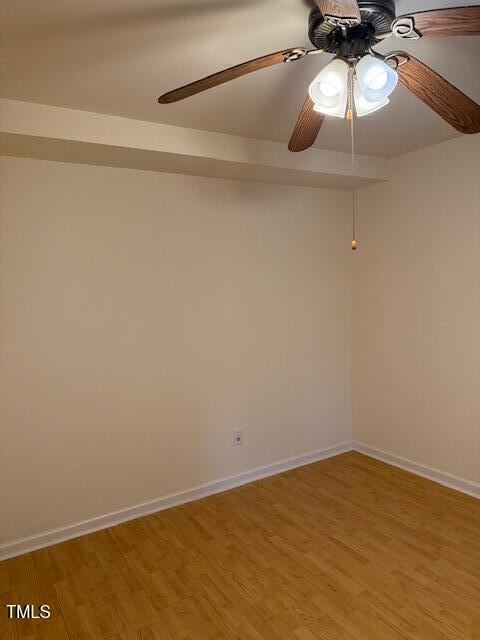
[392,54,480,134]
[288,97,324,152]
[392,6,480,39]
[313,0,361,26]
[158,48,307,103]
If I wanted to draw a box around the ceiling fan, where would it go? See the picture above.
[158,1,480,152]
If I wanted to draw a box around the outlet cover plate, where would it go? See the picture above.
[233,430,244,446]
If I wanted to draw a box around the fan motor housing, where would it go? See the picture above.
[308,0,396,51]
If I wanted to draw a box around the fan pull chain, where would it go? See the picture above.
[349,66,358,251]
[346,65,354,122]
[352,192,357,251]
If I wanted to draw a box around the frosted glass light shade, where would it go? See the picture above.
[309,59,349,117]
[356,54,398,102]
[354,80,389,117]
[313,97,348,118]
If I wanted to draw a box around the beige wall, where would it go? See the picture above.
[352,135,480,483]
[3,134,478,547]
[0,156,353,544]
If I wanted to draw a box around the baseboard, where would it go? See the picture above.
[5,439,476,561]
[0,440,353,561]
[353,441,480,500]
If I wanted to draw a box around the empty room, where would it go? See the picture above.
[1,0,479,638]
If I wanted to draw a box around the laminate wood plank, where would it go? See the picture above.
[1,452,480,639]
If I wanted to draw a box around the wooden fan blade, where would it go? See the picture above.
[393,54,480,134]
[159,49,306,103]
[288,97,324,152]
[392,6,480,38]
[313,0,361,26]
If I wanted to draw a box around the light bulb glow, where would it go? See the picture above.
[319,81,338,97]
[368,70,388,91]
[354,79,389,117]
[356,55,398,102]
[309,59,349,118]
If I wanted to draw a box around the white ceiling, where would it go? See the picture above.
[1,0,479,157]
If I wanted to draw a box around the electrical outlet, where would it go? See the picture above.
[233,429,244,446]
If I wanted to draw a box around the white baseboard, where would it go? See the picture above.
[0,441,353,561]
[353,441,480,500]
[4,440,478,561]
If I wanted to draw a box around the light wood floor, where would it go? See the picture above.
[1,452,480,639]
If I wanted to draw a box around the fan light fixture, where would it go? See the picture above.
[309,55,397,119]
[309,59,349,118]
[354,80,390,117]
[355,54,398,102]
